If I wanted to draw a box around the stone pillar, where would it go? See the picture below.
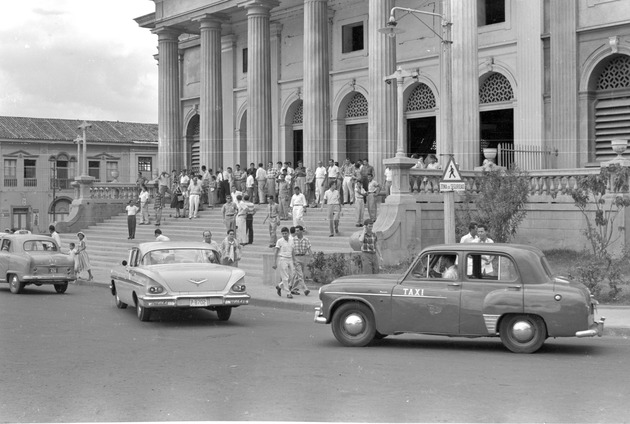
[550,0,578,168]
[222,35,237,169]
[515,0,544,164]
[197,16,223,175]
[368,0,397,182]
[303,0,330,167]
[241,0,279,165]
[154,28,183,174]
[450,0,479,170]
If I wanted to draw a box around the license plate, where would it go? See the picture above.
[190,298,208,307]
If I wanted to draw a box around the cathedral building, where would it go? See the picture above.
[137,0,630,181]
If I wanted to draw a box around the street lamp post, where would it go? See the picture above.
[384,67,418,158]
[78,121,92,177]
[48,156,58,223]
[378,0,456,243]
[74,136,82,176]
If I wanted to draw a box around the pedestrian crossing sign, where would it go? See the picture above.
[441,157,463,182]
[439,157,465,192]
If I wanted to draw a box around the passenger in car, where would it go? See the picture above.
[441,255,458,280]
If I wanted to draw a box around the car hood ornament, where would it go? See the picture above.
[188,278,207,286]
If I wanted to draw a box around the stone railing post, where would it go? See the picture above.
[350,156,421,265]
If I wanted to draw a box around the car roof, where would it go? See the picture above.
[138,241,217,252]
[0,234,55,242]
[421,243,544,257]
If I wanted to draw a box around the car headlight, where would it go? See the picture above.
[230,278,246,293]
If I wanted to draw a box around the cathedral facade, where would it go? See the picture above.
[138,0,630,181]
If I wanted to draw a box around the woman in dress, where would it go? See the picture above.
[75,232,94,281]
[170,181,184,217]
[220,229,242,267]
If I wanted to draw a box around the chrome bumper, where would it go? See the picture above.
[314,306,327,324]
[576,317,606,338]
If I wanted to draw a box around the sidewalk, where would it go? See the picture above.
[77,268,630,337]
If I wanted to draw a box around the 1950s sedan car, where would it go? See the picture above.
[0,234,76,294]
[315,244,605,353]
[110,241,249,322]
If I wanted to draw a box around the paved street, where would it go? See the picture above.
[1,284,629,423]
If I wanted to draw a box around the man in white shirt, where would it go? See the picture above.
[138,185,150,224]
[290,186,307,228]
[256,163,267,204]
[49,225,61,247]
[315,161,327,205]
[154,228,170,242]
[473,224,494,275]
[441,255,458,280]
[460,222,478,243]
[272,227,296,299]
[326,159,339,189]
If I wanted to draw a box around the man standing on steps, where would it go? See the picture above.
[290,225,311,296]
[315,160,327,206]
[256,163,267,204]
[322,180,341,237]
[272,227,296,299]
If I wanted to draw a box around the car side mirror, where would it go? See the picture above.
[122,260,128,266]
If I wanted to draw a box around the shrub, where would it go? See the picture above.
[457,166,530,242]
[570,163,630,259]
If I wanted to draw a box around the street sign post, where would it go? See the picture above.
[439,156,465,193]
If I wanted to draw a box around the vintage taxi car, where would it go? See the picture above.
[0,234,76,294]
[110,241,249,322]
[315,244,605,353]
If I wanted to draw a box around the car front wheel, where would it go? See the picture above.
[136,302,152,322]
[499,314,547,354]
[54,283,68,294]
[331,302,376,347]
[9,275,24,294]
[216,306,232,321]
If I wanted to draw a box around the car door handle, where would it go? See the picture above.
[447,283,461,287]
[508,285,522,291]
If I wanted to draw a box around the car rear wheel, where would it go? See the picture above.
[54,283,68,294]
[136,302,152,322]
[331,302,376,347]
[499,314,547,354]
[114,292,128,309]
[9,275,24,294]
[216,306,232,321]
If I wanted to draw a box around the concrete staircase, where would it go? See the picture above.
[58,203,363,282]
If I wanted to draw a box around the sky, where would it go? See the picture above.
[0,1,158,124]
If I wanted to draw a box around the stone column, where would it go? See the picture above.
[550,0,578,168]
[515,0,544,165]
[241,0,279,165]
[303,0,330,167]
[154,28,183,174]
[197,16,223,175]
[450,0,479,170]
[368,0,397,182]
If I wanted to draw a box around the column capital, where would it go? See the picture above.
[152,27,180,42]
[238,0,280,13]
[193,13,228,29]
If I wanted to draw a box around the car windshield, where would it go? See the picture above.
[23,240,58,252]
[142,248,220,265]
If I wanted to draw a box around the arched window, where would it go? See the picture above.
[292,101,303,124]
[407,83,436,111]
[594,55,630,161]
[345,93,368,118]
[479,73,514,104]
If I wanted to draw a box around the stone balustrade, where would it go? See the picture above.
[408,167,604,202]
[89,182,158,200]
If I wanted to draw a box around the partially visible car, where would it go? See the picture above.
[110,241,249,322]
[314,243,605,353]
[0,234,76,294]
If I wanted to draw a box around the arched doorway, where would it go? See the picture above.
[406,83,437,157]
[185,114,200,173]
[49,198,72,224]
[292,101,304,165]
[479,72,515,167]
[345,92,368,162]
